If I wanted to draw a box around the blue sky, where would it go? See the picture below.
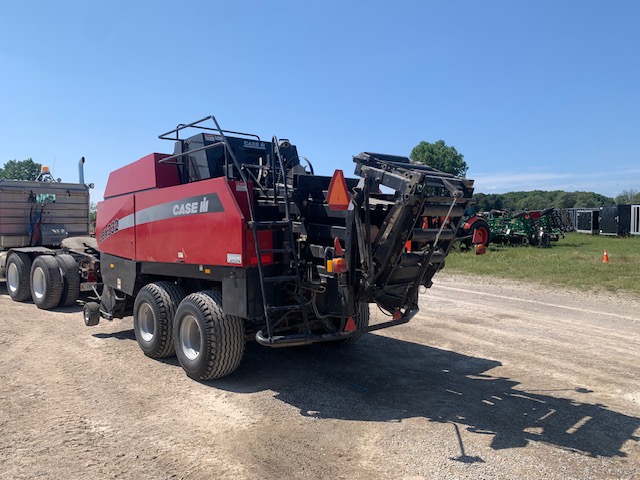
[1,1,638,201]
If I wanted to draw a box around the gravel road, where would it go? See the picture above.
[1,273,638,479]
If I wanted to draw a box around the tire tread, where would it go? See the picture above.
[30,255,64,310]
[175,290,245,381]
[134,281,185,358]
[6,252,32,302]
[56,254,80,307]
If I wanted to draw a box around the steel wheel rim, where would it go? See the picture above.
[180,314,201,361]
[138,303,155,342]
[7,263,19,294]
[32,267,46,300]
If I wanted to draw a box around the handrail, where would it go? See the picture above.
[157,141,225,165]
[158,115,261,142]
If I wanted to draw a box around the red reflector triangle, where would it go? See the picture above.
[472,228,484,244]
[327,170,349,211]
[345,316,357,332]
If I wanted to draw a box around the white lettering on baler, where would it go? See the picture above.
[243,140,265,150]
[172,197,210,216]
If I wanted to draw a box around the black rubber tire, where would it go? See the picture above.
[30,255,64,310]
[83,302,101,326]
[6,252,32,302]
[133,282,185,359]
[173,290,245,380]
[56,254,80,307]
[331,302,371,346]
[540,232,551,248]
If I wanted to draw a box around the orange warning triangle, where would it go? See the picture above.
[327,170,349,211]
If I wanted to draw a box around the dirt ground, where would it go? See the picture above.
[0,273,639,479]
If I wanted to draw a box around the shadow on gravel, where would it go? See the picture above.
[93,330,136,341]
[87,323,640,458]
[9,278,636,458]
[206,335,640,459]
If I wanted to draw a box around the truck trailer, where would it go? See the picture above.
[86,116,481,380]
[1,161,100,309]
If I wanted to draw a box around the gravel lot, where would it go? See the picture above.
[1,273,639,479]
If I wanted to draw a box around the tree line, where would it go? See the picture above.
[409,140,637,211]
[473,190,615,212]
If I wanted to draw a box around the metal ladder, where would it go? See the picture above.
[209,117,310,342]
[248,138,310,342]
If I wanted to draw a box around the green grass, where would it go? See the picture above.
[445,232,640,294]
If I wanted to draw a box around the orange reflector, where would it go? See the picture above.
[327,169,349,211]
[475,244,487,255]
[332,257,347,273]
[334,236,344,256]
[344,316,357,332]
[326,259,333,273]
[471,228,484,244]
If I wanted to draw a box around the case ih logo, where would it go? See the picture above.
[243,140,266,150]
[172,197,210,216]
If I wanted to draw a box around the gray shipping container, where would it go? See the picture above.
[0,179,89,249]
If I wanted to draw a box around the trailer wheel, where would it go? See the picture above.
[133,282,185,359]
[6,252,32,302]
[83,302,101,326]
[173,290,245,380]
[331,302,370,346]
[56,254,80,307]
[30,255,64,310]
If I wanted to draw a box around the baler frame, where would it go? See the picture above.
[88,115,480,379]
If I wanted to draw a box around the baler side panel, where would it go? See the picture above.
[103,153,176,199]
[133,178,246,266]
[96,195,136,260]
[227,180,273,266]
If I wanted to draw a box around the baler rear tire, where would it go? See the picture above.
[6,252,32,302]
[133,282,185,359]
[56,254,80,307]
[173,290,245,381]
[30,255,64,310]
[331,302,370,346]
